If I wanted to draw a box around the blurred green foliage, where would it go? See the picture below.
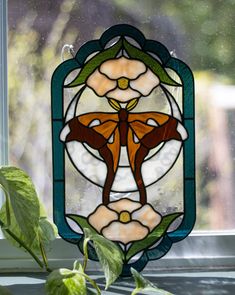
[113,0,235,82]
[8,0,235,230]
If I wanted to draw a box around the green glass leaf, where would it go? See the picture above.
[84,228,124,290]
[123,39,180,86]
[131,268,173,295]
[0,286,13,295]
[0,166,40,244]
[126,213,182,261]
[67,38,122,87]
[67,214,98,235]
[45,267,87,295]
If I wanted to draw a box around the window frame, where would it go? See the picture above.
[0,0,8,214]
[0,0,8,168]
[1,1,235,272]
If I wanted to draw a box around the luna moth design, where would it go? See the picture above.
[51,24,196,276]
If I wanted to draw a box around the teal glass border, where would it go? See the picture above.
[51,24,195,276]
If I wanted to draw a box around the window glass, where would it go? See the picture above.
[8,0,235,230]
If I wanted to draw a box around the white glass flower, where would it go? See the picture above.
[86,56,160,103]
[88,198,161,244]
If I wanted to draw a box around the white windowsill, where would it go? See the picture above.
[1,232,235,272]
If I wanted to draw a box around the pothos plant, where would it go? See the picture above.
[0,166,173,295]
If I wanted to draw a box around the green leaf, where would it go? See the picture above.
[73,260,83,271]
[123,39,180,86]
[0,202,35,249]
[34,202,58,252]
[126,213,182,261]
[67,38,122,87]
[0,203,44,269]
[0,166,57,261]
[45,267,87,295]
[39,201,48,218]
[0,166,40,244]
[38,217,58,246]
[32,216,58,251]
[0,285,13,295]
[67,214,98,235]
[74,261,101,295]
[0,203,57,254]
[131,268,174,295]
[84,228,124,290]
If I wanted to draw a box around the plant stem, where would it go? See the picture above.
[39,237,52,272]
[0,219,44,269]
[131,288,139,295]
[78,271,101,295]
[131,288,138,295]
[82,237,89,272]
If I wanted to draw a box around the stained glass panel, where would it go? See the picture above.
[51,24,195,275]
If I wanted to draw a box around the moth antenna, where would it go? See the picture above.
[108,98,121,111]
[126,98,139,111]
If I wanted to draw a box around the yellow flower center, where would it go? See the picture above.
[119,211,131,223]
[117,77,129,90]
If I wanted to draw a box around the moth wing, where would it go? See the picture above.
[78,112,119,126]
[127,127,140,171]
[129,112,187,148]
[128,112,170,127]
[78,112,120,172]
[106,127,120,172]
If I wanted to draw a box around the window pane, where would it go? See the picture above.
[8,0,235,230]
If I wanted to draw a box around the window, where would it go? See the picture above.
[1,0,235,270]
